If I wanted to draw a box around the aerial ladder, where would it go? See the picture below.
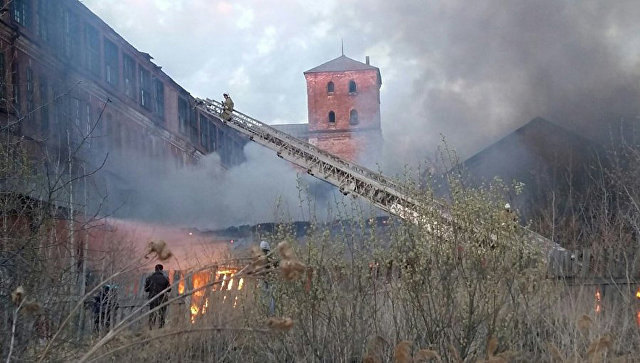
[195,98,571,275]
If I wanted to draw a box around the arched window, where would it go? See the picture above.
[327,81,334,93]
[349,80,357,93]
[349,109,359,125]
[328,111,336,123]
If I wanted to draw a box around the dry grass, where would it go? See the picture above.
[5,142,640,362]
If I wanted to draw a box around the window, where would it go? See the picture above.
[12,62,20,114]
[349,109,359,125]
[123,54,135,98]
[200,114,209,148]
[13,0,31,28]
[328,111,335,123]
[62,9,80,63]
[52,87,63,128]
[107,113,121,148]
[39,76,48,133]
[85,24,100,76]
[153,78,164,119]
[139,67,151,110]
[208,121,217,151]
[189,106,197,143]
[104,39,119,86]
[178,97,188,134]
[327,81,334,93]
[85,103,92,136]
[348,80,357,93]
[72,97,81,137]
[26,67,34,117]
[37,0,50,41]
[0,53,5,103]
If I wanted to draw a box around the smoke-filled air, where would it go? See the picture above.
[81,0,640,228]
[5,1,640,361]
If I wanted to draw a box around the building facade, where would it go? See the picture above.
[0,0,246,174]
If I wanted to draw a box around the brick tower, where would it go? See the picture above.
[303,55,383,166]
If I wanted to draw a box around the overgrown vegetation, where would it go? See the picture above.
[2,98,640,362]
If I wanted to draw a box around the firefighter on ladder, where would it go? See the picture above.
[221,93,234,121]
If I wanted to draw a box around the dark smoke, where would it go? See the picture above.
[82,0,640,226]
[336,0,640,170]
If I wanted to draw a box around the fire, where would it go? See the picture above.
[178,276,185,294]
[636,288,640,299]
[188,267,240,323]
[189,271,211,323]
[595,288,602,313]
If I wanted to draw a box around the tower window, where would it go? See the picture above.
[349,80,357,93]
[328,111,335,123]
[327,81,334,94]
[349,109,359,125]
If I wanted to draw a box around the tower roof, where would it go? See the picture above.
[304,55,382,85]
[304,55,379,73]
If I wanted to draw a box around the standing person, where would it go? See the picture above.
[144,264,171,329]
[258,240,276,316]
[221,93,234,121]
[92,285,118,333]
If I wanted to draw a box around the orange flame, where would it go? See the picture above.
[187,267,240,323]
[178,276,185,294]
[636,288,640,299]
[189,271,210,323]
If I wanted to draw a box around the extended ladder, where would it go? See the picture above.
[195,98,570,273]
[195,98,443,223]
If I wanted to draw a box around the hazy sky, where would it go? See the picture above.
[80,0,640,227]
[83,0,640,168]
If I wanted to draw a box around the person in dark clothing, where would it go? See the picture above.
[92,285,118,333]
[144,264,171,329]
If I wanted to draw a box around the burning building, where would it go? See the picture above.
[0,0,253,329]
[0,0,247,204]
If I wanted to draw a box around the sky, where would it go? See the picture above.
[82,0,640,165]
[80,0,640,227]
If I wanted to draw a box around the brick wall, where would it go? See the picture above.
[304,68,381,164]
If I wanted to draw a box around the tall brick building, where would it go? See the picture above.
[275,54,383,166]
[0,0,246,198]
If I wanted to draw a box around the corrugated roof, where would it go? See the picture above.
[304,55,379,73]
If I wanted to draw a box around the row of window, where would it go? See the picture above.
[11,1,166,122]
[7,0,241,162]
[0,54,221,157]
[328,109,359,125]
[327,80,357,94]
